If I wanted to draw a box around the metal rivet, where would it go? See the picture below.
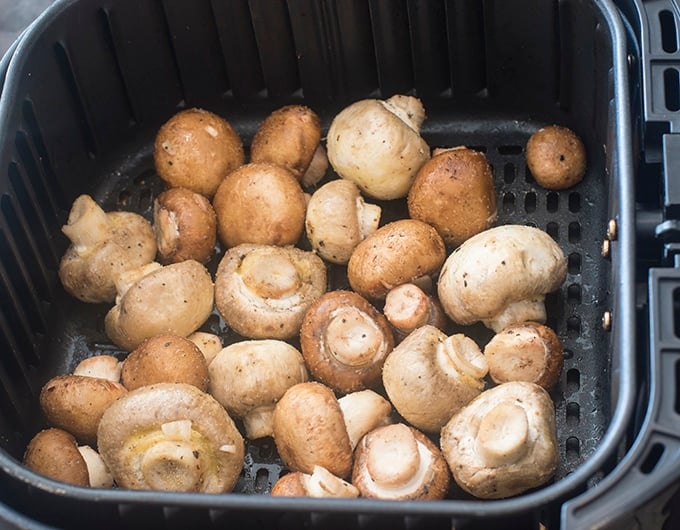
[602,311,612,331]
[606,219,617,241]
[601,239,611,259]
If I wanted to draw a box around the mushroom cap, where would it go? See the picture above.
[97,383,245,493]
[73,355,122,382]
[153,187,217,265]
[347,219,446,300]
[104,260,214,351]
[250,105,322,181]
[187,331,223,365]
[305,179,381,265]
[59,195,157,304]
[208,339,309,439]
[121,334,210,392]
[272,382,353,479]
[382,325,488,433]
[483,321,564,389]
[526,125,586,190]
[271,466,360,498]
[407,147,497,246]
[351,423,450,500]
[440,381,559,499]
[39,375,128,445]
[299,290,394,393]
[437,224,567,332]
[214,244,327,340]
[23,428,90,487]
[212,162,307,248]
[153,108,245,197]
[326,95,430,200]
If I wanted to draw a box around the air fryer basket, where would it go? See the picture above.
[0,0,635,528]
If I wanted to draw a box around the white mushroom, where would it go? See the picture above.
[77,445,114,488]
[271,465,360,498]
[73,355,122,383]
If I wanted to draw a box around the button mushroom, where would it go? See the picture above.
[153,108,245,197]
[326,95,430,200]
[337,389,393,451]
[97,383,245,493]
[58,194,157,303]
[104,259,214,351]
[23,428,90,487]
[351,423,450,500]
[382,325,488,433]
[347,219,446,301]
[483,321,564,390]
[214,243,327,340]
[299,290,394,393]
[305,179,381,265]
[207,339,309,440]
[73,355,123,382]
[271,465,360,498]
[440,381,559,499]
[437,224,567,333]
[187,331,223,365]
[383,283,448,341]
[526,124,586,190]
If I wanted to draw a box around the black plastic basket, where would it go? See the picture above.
[0,0,636,528]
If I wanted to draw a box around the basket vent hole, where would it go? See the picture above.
[664,68,680,112]
[568,222,582,243]
[117,189,132,208]
[567,315,581,338]
[563,348,574,361]
[546,222,559,240]
[673,289,680,339]
[568,192,581,213]
[546,192,559,212]
[566,368,580,393]
[567,283,582,304]
[254,467,271,493]
[675,359,680,413]
[568,252,582,274]
[498,145,522,155]
[660,10,678,53]
[502,192,515,213]
[565,437,580,460]
[503,163,516,184]
[524,192,537,213]
[640,443,666,474]
[566,402,580,426]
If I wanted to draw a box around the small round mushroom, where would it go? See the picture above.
[214,244,327,340]
[212,162,307,249]
[271,465,360,498]
[58,194,157,303]
[23,428,90,487]
[153,187,217,265]
[208,339,309,439]
[383,283,448,340]
[407,147,497,246]
[250,105,322,182]
[299,290,394,393]
[97,383,245,493]
[483,321,564,389]
[437,224,567,333]
[326,95,430,200]
[121,333,210,392]
[305,179,381,265]
[39,375,128,445]
[440,381,559,499]
[187,331,223,365]
[526,124,586,190]
[153,108,245,197]
[73,355,122,382]
[104,259,214,351]
[347,219,446,300]
[382,325,488,433]
[351,423,450,500]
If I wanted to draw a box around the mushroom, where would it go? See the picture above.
[483,321,564,389]
[77,445,114,488]
[212,162,307,248]
[305,179,381,265]
[58,194,157,303]
[351,423,450,500]
[208,339,309,439]
[526,124,586,190]
[271,466,360,498]
[300,144,329,188]
[187,331,223,365]
[440,381,559,499]
[250,105,322,182]
[437,224,567,333]
[214,244,327,340]
[299,290,394,393]
[97,383,245,493]
[347,219,446,301]
[153,108,245,197]
[382,325,488,433]
[407,147,497,246]
[23,428,90,487]
[326,95,430,200]
[73,355,122,382]
[383,283,448,340]
[39,375,128,445]
[153,187,217,265]
[104,259,214,351]
[121,334,210,392]
[337,389,393,450]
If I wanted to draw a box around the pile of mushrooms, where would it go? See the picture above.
[27,95,581,501]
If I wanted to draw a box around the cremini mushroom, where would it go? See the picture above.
[526,124,586,190]
[58,194,157,303]
[97,383,245,493]
[383,283,448,341]
[437,224,567,333]
[208,339,309,439]
[440,381,559,499]
[382,325,488,433]
[326,95,430,200]
[305,179,381,265]
[299,290,394,393]
[104,259,214,351]
[73,355,122,383]
[23,428,90,487]
[351,423,450,500]
[214,244,326,340]
[271,465,360,498]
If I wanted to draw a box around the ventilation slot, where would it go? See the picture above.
[660,10,678,53]
[664,68,680,111]
[640,443,665,474]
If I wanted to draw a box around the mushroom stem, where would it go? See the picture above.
[357,199,382,240]
[300,145,329,188]
[437,334,489,381]
[78,445,113,488]
[484,297,547,333]
[61,195,111,252]
[242,405,276,440]
[325,307,383,366]
[338,390,393,450]
[240,252,301,299]
[140,440,203,491]
[302,466,359,498]
[380,95,426,131]
[475,402,530,467]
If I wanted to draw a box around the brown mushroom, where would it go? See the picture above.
[526,124,586,190]
[383,283,448,340]
[23,428,90,487]
[271,466,360,498]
